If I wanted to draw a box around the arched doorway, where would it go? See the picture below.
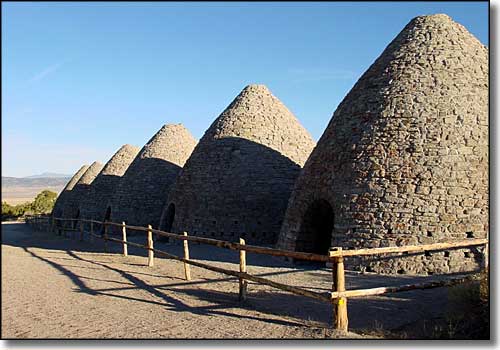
[101,206,111,234]
[73,209,80,229]
[104,206,111,221]
[295,199,334,255]
[162,203,175,232]
[53,208,62,218]
[52,208,62,228]
[158,203,175,242]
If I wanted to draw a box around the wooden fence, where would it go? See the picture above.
[25,215,488,332]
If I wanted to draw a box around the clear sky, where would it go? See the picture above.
[2,1,489,177]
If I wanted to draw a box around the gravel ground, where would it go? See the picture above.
[2,221,458,339]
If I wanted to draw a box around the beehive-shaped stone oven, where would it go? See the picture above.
[62,161,103,221]
[80,144,140,223]
[161,84,316,245]
[108,124,197,229]
[277,14,488,274]
[52,164,89,218]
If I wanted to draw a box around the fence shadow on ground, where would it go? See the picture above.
[21,244,456,332]
[22,245,311,329]
[6,221,483,334]
[20,220,300,269]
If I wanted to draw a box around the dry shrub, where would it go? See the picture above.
[436,269,489,339]
[360,269,490,339]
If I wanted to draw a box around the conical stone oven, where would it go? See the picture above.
[80,144,140,223]
[161,84,316,245]
[52,164,89,218]
[62,161,103,222]
[278,14,488,274]
[109,124,197,230]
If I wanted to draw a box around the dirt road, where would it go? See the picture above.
[2,221,456,339]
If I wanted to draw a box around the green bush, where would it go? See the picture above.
[31,190,57,214]
[1,190,57,220]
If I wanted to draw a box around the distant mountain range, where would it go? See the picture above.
[2,176,71,187]
[2,175,71,205]
[24,172,72,179]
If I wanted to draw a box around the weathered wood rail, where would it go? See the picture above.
[25,215,488,333]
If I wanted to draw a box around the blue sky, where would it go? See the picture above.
[2,2,488,177]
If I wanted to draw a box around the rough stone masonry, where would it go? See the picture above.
[109,124,197,231]
[277,14,488,274]
[79,144,140,224]
[62,161,103,222]
[162,84,316,245]
[52,164,89,219]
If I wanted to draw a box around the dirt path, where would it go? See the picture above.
[2,222,457,339]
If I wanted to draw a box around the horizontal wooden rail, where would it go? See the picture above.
[330,274,477,299]
[54,218,80,222]
[82,226,480,304]
[151,227,332,262]
[101,235,331,303]
[54,217,331,262]
[89,231,101,239]
[52,217,488,262]
[157,249,331,303]
[44,215,488,333]
[106,237,149,250]
[327,239,488,258]
[62,228,79,232]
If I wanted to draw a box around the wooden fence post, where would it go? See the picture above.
[147,225,154,267]
[330,247,348,332]
[183,232,191,281]
[79,220,84,241]
[104,221,109,252]
[484,232,489,270]
[122,221,128,256]
[239,238,247,301]
[90,221,94,243]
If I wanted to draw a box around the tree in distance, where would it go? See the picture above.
[31,190,57,214]
[1,189,57,220]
